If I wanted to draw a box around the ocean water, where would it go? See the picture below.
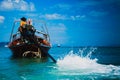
[0,45,120,80]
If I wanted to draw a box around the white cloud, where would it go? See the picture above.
[0,0,13,10]
[29,2,35,11]
[39,13,86,21]
[14,0,20,3]
[0,16,5,23]
[71,16,76,20]
[40,13,67,20]
[0,0,35,11]
[70,15,86,20]
[49,23,66,32]
[48,23,68,44]
[22,13,38,17]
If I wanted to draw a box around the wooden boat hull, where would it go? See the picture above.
[9,43,50,58]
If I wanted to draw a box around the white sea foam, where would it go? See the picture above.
[21,76,27,80]
[57,47,120,75]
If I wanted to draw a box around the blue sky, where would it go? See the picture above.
[0,0,120,46]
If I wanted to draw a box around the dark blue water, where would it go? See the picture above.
[0,45,120,80]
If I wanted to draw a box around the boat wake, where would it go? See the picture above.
[56,47,120,76]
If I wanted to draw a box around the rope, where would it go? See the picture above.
[22,48,42,58]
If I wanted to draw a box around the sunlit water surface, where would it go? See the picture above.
[0,46,120,80]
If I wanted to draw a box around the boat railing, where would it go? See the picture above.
[9,20,50,43]
[32,20,50,42]
[9,20,20,42]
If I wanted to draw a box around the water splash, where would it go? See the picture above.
[56,47,120,75]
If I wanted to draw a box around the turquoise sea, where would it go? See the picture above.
[0,44,120,80]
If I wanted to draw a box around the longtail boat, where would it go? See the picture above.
[8,20,51,58]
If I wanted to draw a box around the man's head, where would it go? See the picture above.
[21,17,26,21]
[28,19,32,25]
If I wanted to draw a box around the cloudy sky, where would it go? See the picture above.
[0,0,120,46]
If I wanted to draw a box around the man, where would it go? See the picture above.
[19,17,35,43]
[26,19,35,36]
[19,17,27,33]
[19,17,27,42]
[25,19,36,43]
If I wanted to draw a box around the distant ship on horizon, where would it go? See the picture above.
[57,43,61,47]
